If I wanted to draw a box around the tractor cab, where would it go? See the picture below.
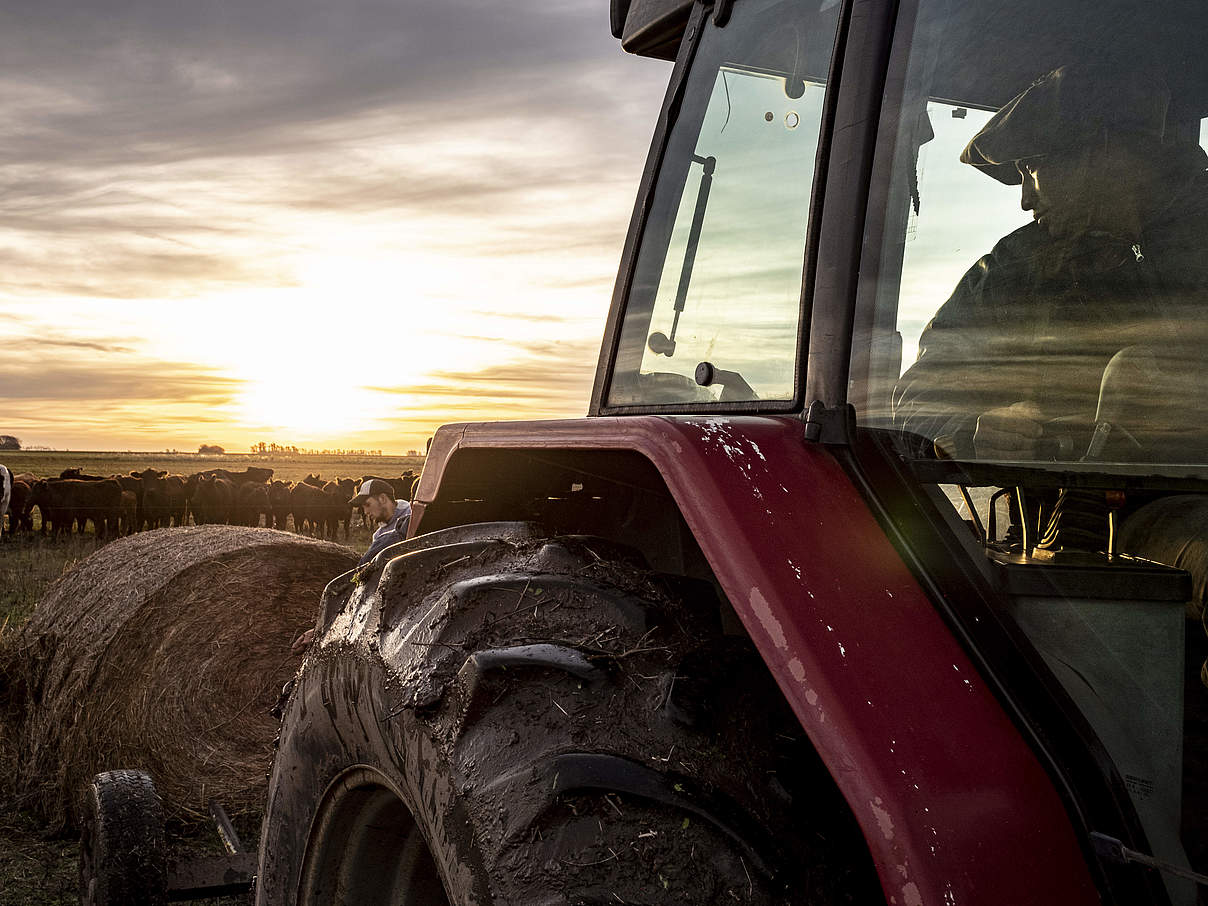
[602,0,1208,902]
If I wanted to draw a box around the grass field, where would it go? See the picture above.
[2,450,426,484]
[0,451,417,905]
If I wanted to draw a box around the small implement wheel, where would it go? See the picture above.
[79,769,168,906]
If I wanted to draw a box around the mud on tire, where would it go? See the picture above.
[256,523,880,905]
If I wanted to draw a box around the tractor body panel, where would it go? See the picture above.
[412,415,1099,905]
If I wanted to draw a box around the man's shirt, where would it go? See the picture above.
[359,499,412,565]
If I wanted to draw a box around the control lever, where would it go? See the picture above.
[695,361,757,401]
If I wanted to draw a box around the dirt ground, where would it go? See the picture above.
[0,807,259,906]
[0,812,77,906]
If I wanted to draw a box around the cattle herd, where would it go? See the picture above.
[0,466,418,540]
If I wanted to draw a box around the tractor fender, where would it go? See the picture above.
[403,415,1099,906]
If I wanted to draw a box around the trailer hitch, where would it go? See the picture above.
[164,800,256,901]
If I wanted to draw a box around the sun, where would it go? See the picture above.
[237,374,382,440]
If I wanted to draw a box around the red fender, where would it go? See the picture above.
[413,415,1099,906]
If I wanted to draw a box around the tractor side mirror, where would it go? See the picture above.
[610,0,631,38]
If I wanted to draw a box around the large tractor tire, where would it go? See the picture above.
[256,523,881,905]
[79,770,168,906]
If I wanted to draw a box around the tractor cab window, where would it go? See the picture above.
[853,1,1208,900]
[605,0,840,409]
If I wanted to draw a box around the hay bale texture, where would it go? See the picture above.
[0,526,356,829]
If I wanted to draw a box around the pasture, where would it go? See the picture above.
[0,450,423,905]
[2,450,425,486]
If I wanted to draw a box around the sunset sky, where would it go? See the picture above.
[1,0,668,452]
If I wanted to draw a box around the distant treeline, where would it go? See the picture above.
[249,442,404,456]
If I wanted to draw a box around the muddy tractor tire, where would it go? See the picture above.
[256,523,880,905]
[79,770,168,906]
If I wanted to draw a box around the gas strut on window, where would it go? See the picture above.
[648,154,716,357]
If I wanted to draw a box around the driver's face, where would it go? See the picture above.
[1017,149,1101,238]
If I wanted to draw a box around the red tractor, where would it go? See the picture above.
[84,0,1208,903]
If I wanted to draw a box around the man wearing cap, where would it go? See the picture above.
[290,478,412,653]
[350,477,412,566]
[894,63,1208,472]
[893,64,1208,550]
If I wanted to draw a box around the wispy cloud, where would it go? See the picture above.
[0,336,134,354]
[365,338,597,427]
[0,360,239,403]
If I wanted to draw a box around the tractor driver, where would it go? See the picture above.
[892,63,1208,468]
[891,64,1208,565]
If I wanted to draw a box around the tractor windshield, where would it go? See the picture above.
[852,0,1208,900]
[606,0,840,408]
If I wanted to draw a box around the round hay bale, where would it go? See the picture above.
[0,526,357,829]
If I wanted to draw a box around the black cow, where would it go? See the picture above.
[290,482,327,535]
[268,481,293,530]
[31,478,122,538]
[192,475,234,525]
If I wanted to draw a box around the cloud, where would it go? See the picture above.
[368,337,597,410]
[0,44,662,298]
[0,1,666,176]
[0,0,670,449]
[0,336,134,354]
[0,360,239,403]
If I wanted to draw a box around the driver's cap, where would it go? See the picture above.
[961,64,1170,185]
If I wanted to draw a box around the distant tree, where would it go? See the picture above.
[198,443,225,454]
[0,435,21,450]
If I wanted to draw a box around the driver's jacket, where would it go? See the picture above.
[892,169,1208,459]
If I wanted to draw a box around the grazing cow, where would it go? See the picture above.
[0,465,10,539]
[60,468,107,480]
[268,481,292,530]
[184,472,202,518]
[194,467,274,484]
[235,482,271,527]
[163,475,188,526]
[8,480,32,533]
[129,470,188,529]
[192,475,235,525]
[338,477,356,536]
[133,469,170,530]
[111,474,140,510]
[290,482,327,535]
[118,490,138,535]
[320,479,357,539]
[31,480,65,536]
[31,478,122,537]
